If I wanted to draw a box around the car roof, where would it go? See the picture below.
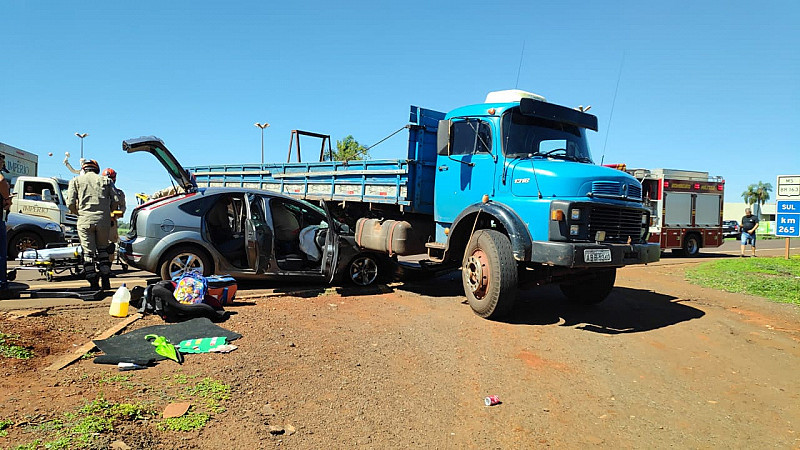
[190,187,319,206]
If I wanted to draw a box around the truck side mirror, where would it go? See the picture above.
[437,120,451,156]
[42,189,53,203]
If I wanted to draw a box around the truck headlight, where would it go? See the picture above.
[45,223,60,231]
[570,208,581,220]
[570,225,580,236]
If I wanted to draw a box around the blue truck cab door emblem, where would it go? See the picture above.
[434,119,497,228]
[514,178,530,184]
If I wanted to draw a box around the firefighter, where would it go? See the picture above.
[102,168,126,244]
[67,160,120,290]
[0,155,11,289]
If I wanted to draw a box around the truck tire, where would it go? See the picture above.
[682,234,700,257]
[462,229,518,319]
[559,268,616,304]
[159,245,213,280]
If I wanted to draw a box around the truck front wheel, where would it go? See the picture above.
[462,230,518,319]
[559,268,616,304]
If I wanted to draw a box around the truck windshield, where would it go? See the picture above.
[501,108,593,163]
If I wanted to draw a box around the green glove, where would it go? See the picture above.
[145,334,183,364]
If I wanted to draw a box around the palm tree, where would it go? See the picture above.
[741,181,773,217]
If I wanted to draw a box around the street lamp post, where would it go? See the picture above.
[74,133,89,159]
[254,123,270,165]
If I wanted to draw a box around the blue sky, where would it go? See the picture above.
[2,0,798,212]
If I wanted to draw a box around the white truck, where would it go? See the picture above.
[10,176,78,241]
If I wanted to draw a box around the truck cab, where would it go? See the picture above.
[11,176,78,241]
[432,90,659,317]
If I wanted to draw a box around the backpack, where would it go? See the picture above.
[173,271,208,305]
[135,280,227,323]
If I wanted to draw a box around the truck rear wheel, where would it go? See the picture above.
[462,230,518,319]
[682,234,700,257]
[559,268,616,304]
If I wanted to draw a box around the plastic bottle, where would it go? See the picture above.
[109,284,130,317]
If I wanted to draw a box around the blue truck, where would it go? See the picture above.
[189,90,660,318]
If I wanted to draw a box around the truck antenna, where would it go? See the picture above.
[600,52,625,165]
[514,41,525,88]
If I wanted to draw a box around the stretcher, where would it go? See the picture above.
[17,245,129,282]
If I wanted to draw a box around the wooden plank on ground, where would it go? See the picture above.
[44,313,143,371]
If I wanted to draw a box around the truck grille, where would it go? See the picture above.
[587,205,644,243]
[591,181,642,201]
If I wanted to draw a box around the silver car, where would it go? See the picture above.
[118,136,387,286]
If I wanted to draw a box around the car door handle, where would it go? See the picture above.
[438,165,449,171]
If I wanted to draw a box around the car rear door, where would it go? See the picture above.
[320,201,340,283]
[245,193,272,273]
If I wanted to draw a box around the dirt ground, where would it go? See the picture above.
[1,257,799,449]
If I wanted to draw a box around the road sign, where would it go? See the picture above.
[776,200,800,237]
[777,175,800,201]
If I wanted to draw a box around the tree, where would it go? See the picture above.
[741,181,773,217]
[332,135,368,161]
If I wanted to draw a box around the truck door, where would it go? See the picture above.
[15,179,62,224]
[434,119,496,224]
[245,193,272,273]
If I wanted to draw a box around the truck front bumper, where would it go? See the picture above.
[530,241,660,268]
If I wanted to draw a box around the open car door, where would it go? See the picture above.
[245,194,271,273]
[320,201,340,283]
[122,136,196,193]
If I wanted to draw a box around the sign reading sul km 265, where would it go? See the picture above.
[775,175,800,237]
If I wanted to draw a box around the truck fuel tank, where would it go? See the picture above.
[355,218,427,256]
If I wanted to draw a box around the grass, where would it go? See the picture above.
[12,394,154,449]
[0,332,34,360]
[8,375,232,446]
[158,411,210,432]
[685,256,800,304]
[0,418,12,437]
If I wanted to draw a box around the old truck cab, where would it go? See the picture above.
[11,176,78,241]
[432,90,659,317]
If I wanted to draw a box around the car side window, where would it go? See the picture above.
[451,119,492,156]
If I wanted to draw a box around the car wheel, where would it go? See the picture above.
[348,254,380,286]
[159,246,212,280]
[8,231,44,259]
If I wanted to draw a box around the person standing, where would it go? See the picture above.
[67,160,120,290]
[740,207,759,257]
[102,168,126,244]
[0,155,12,289]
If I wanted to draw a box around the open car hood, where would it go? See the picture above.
[122,136,196,192]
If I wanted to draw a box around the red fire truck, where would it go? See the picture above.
[606,166,725,256]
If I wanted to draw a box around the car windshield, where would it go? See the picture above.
[501,108,593,162]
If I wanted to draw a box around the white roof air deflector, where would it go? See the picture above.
[485,89,546,103]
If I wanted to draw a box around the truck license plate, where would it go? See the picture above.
[584,249,612,263]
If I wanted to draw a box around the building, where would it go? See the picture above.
[723,202,776,234]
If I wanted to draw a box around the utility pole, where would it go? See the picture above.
[74,133,89,159]
[254,123,270,165]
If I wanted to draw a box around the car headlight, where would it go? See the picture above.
[45,223,61,231]
[570,208,581,220]
[570,224,580,236]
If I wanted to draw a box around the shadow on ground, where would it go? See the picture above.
[506,285,705,333]
[396,273,705,334]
